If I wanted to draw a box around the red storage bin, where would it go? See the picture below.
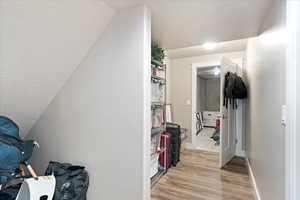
[216,119,220,128]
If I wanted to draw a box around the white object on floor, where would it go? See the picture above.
[195,128,219,152]
[202,111,220,127]
[16,176,56,200]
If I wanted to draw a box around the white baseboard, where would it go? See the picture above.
[246,158,261,200]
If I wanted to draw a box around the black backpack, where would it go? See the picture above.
[223,72,247,109]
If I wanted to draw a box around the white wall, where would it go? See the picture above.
[245,0,286,199]
[196,78,220,112]
[0,0,114,137]
[27,6,151,200]
[197,77,206,112]
[287,1,300,200]
[205,79,220,111]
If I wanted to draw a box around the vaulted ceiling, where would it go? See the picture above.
[103,0,274,49]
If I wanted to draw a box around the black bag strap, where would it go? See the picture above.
[0,134,24,152]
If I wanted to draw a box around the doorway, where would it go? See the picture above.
[191,58,241,168]
[194,66,221,153]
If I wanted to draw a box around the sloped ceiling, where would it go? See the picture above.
[103,0,273,49]
[0,0,114,137]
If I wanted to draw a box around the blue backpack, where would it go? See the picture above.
[0,116,23,183]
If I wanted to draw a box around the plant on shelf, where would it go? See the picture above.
[151,41,165,62]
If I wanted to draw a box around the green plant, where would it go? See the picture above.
[151,41,165,62]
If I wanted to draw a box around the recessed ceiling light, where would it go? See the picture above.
[202,41,217,50]
[214,68,220,76]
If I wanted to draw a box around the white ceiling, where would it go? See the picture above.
[167,39,248,59]
[103,0,273,49]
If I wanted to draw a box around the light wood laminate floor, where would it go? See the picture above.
[151,150,254,200]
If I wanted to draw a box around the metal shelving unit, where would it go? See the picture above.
[150,59,167,187]
[151,127,164,136]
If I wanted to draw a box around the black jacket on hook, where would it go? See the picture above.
[223,72,247,109]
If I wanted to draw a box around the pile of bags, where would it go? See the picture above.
[0,162,89,200]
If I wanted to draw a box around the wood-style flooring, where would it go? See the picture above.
[151,150,254,200]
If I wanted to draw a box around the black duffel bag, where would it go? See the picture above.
[45,161,89,200]
[0,183,21,200]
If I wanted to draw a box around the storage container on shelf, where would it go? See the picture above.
[151,134,161,155]
[152,67,165,79]
[151,80,164,102]
[150,153,159,178]
[151,107,164,128]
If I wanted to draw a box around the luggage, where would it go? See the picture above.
[159,132,171,169]
[45,162,89,200]
[166,123,181,166]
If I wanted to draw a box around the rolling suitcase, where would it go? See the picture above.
[159,132,171,169]
[166,123,181,166]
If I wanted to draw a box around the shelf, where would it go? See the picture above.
[150,56,166,187]
[151,75,165,82]
[151,127,165,136]
[152,101,164,105]
[151,59,164,68]
[151,102,165,109]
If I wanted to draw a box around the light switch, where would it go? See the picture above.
[281,105,287,127]
[186,99,191,105]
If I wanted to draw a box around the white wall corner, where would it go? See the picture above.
[142,4,152,200]
[246,158,262,200]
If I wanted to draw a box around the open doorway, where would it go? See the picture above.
[194,66,221,153]
[191,57,241,168]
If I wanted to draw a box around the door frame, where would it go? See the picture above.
[191,57,245,156]
[191,60,222,152]
[285,1,299,200]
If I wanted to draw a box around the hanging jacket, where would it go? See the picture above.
[223,72,247,109]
